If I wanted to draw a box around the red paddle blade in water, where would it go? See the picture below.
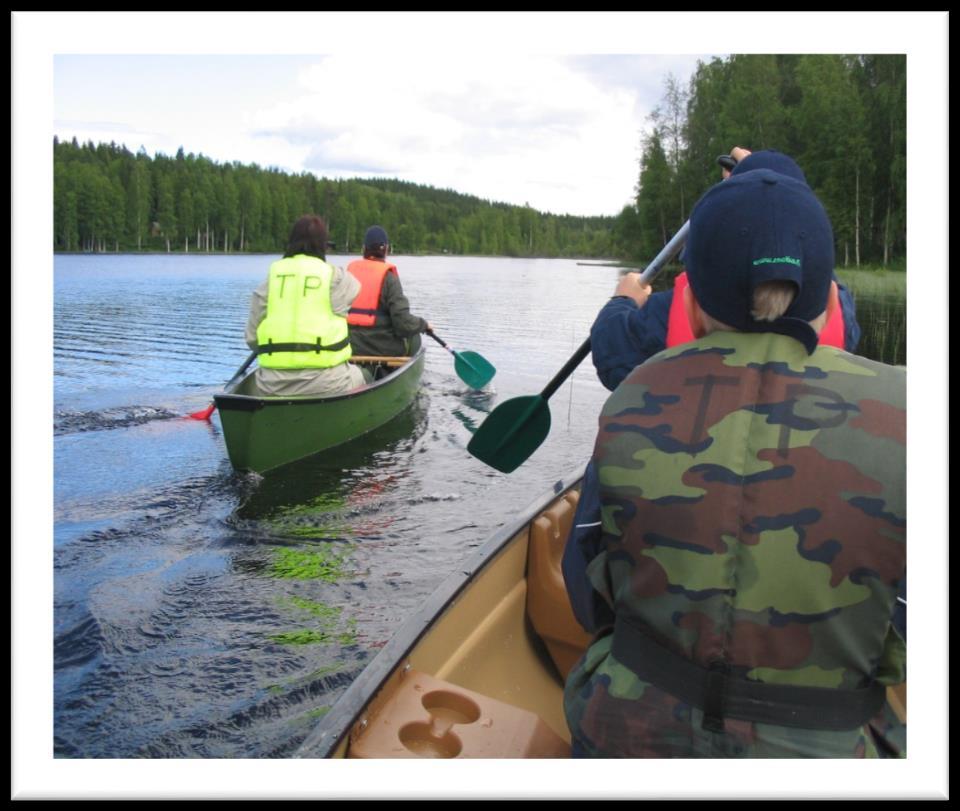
[187,351,257,421]
[188,403,216,421]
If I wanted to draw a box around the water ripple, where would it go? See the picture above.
[51,254,614,758]
[54,614,105,670]
[55,405,181,436]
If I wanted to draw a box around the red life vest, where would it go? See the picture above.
[665,271,846,349]
[665,272,696,348]
[346,258,398,327]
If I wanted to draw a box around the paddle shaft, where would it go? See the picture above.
[541,338,592,400]
[189,351,257,420]
[225,351,258,389]
[540,220,690,402]
[639,220,689,285]
[425,328,455,355]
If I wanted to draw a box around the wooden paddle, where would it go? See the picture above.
[425,328,496,389]
[188,351,257,421]
[467,221,690,473]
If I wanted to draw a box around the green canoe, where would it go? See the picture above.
[214,348,426,474]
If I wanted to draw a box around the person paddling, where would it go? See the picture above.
[563,157,906,758]
[245,214,367,396]
[346,226,431,358]
[589,148,862,391]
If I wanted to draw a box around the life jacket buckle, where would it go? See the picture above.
[702,660,729,733]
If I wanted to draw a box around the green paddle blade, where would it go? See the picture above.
[467,394,551,473]
[454,350,496,389]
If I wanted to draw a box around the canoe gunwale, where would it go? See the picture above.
[294,463,588,759]
[214,347,426,473]
[214,347,426,412]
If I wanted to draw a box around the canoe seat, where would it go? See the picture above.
[352,355,410,367]
[525,489,593,680]
[347,669,570,758]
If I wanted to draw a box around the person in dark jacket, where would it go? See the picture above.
[346,226,431,358]
[563,158,906,759]
[590,148,862,391]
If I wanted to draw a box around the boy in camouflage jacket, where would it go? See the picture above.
[562,161,906,758]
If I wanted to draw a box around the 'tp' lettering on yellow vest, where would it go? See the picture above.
[346,258,398,327]
[256,254,352,369]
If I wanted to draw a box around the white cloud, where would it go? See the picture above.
[245,53,689,215]
[52,47,715,217]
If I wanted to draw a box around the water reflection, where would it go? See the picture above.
[458,388,497,412]
[229,397,428,526]
[854,294,906,366]
[450,388,497,434]
[50,255,615,757]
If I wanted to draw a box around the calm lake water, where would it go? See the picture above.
[52,253,616,758]
[51,253,906,759]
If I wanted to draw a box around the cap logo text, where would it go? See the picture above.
[752,256,801,267]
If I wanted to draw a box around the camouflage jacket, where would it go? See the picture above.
[563,331,906,758]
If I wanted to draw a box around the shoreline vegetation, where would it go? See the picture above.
[54,56,904,271]
[53,249,618,261]
[53,137,618,260]
[578,260,906,274]
[625,55,905,271]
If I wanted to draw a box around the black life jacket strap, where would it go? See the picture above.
[349,306,390,317]
[255,336,351,355]
[611,617,886,732]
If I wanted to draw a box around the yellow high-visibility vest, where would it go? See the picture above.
[255,255,352,369]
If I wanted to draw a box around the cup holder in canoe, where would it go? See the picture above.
[421,690,482,725]
[398,722,463,758]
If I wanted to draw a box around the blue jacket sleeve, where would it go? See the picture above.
[590,291,672,391]
[562,461,615,634]
[836,280,862,353]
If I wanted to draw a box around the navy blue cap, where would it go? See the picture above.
[685,168,835,353]
[363,225,389,251]
[730,149,808,185]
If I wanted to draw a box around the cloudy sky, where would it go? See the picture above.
[27,11,946,222]
[52,51,715,218]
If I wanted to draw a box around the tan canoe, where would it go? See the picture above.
[296,468,905,758]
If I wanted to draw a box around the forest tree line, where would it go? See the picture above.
[617,54,906,268]
[52,138,615,258]
[54,54,905,267]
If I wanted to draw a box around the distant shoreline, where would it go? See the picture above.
[53,251,623,262]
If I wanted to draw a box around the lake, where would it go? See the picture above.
[50,253,906,758]
[52,253,617,758]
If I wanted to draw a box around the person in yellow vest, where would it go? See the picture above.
[346,226,431,358]
[245,214,368,396]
